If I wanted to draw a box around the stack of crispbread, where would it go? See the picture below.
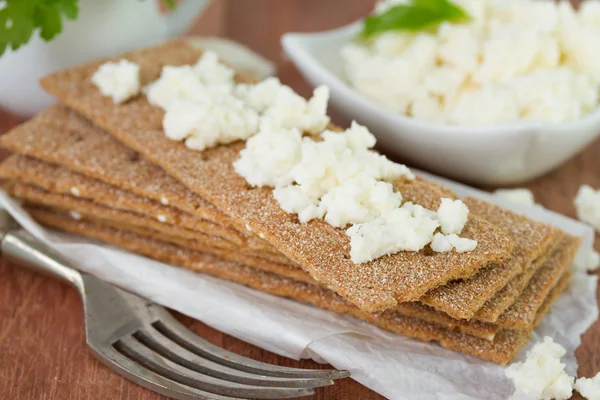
[0,40,581,365]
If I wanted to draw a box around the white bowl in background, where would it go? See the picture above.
[281,22,600,186]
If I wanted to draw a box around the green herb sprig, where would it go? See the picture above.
[0,0,176,57]
[361,0,471,37]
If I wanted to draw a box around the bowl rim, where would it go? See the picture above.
[281,21,600,137]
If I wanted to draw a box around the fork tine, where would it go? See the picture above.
[150,306,350,380]
[98,345,244,400]
[116,334,316,399]
[136,328,335,389]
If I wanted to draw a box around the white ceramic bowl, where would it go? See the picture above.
[281,22,600,186]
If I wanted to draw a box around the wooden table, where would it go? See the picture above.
[0,1,597,399]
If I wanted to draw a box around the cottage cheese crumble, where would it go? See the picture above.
[574,185,600,232]
[575,373,600,400]
[92,49,478,264]
[431,232,477,253]
[494,188,537,207]
[436,197,469,235]
[342,0,600,125]
[506,337,574,400]
[572,247,600,273]
[91,59,140,104]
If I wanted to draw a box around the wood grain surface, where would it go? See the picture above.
[0,1,597,399]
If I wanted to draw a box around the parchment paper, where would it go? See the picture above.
[1,171,597,400]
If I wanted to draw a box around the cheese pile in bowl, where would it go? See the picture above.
[341,0,600,125]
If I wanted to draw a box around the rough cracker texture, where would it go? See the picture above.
[496,236,580,330]
[0,154,238,237]
[394,302,499,340]
[2,151,556,332]
[39,43,515,312]
[474,232,565,322]
[31,210,528,365]
[0,155,287,261]
[0,128,273,254]
[13,179,568,340]
[0,130,524,318]
[9,183,307,278]
[3,108,511,314]
[7,178,517,339]
[18,189,565,341]
[420,198,561,320]
[4,152,560,324]
[26,206,320,286]
[10,182,248,246]
[532,272,572,329]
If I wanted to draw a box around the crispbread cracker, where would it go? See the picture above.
[22,199,567,341]
[532,271,572,329]
[420,200,561,320]
[1,132,524,317]
[9,181,299,269]
[0,155,288,260]
[474,233,564,322]
[1,107,512,313]
[2,155,543,326]
[26,206,320,285]
[22,200,497,339]
[496,236,580,330]
[0,154,237,236]
[10,182,248,246]
[393,302,499,340]
[30,209,528,364]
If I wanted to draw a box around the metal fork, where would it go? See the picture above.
[0,211,349,399]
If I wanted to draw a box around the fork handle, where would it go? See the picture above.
[1,228,85,293]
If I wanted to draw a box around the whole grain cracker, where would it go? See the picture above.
[420,199,561,320]
[532,271,573,329]
[0,131,274,254]
[496,236,580,330]
[12,178,548,341]
[2,105,512,312]
[2,154,530,324]
[37,41,515,311]
[474,232,565,322]
[10,182,249,246]
[20,186,568,342]
[25,206,319,285]
[393,302,499,340]
[30,209,528,364]
[0,154,229,232]
[23,197,568,341]
[0,155,287,260]
[1,130,523,317]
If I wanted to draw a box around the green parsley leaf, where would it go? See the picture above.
[0,0,78,57]
[0,2,35,52]
[34,4,62,41]
[162,0,176,10]
[361,0,470,37]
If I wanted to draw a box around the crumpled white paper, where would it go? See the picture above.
[1,171,597,400]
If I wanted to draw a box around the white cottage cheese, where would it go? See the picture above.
[430,232,477,253]
[91,59,140,104]
[575,373,600,400]
[234,121,303,187]
[436,198,469,235]
[342,0,600,125]
[572,247,600,273]
[236,77,331,134]
[494,188,537,207]
[347,204,440,263]
[506,337,574,400]
[99,50,478,264]
[163,98,259,151]
[574,185,600,232]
